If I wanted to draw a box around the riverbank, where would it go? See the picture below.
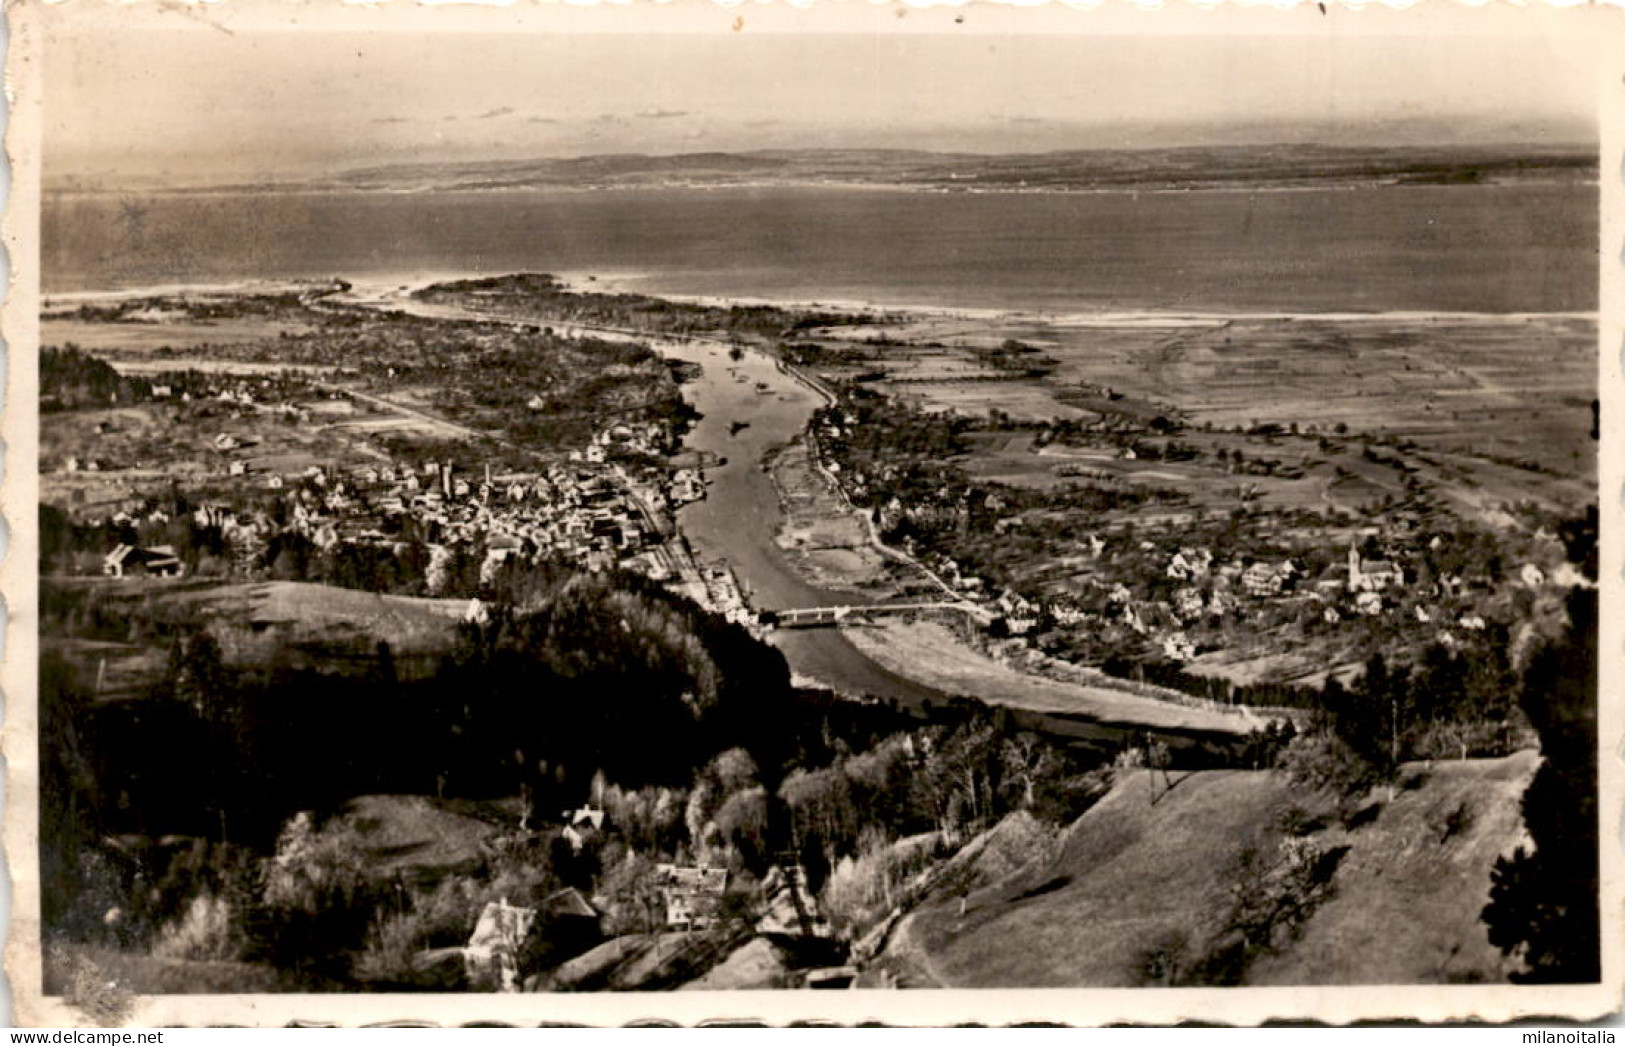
[842,619,1267,735]
[766,436,900,600]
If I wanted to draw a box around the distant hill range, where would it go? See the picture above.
[54,144,1598,196]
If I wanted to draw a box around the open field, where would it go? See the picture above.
[882,750,1537,987]
[41,316,319,354]
[954,426,1589,528]
[880,379,1096,423]
[87,357,342,377]
[1045,316,1595,467]
[161,578,468,632]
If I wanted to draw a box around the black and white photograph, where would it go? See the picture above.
[7,0,1619,1026]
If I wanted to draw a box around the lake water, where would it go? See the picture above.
[651,333,1237,739]
[44,183,1595,313]
[649,337,948,707]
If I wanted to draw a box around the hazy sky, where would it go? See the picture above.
[42,4,1602,188]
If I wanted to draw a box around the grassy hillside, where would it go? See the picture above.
[45,578,470,698]
[883,750,1537,987]
[133,579,467,642]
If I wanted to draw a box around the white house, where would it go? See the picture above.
[1349,546,1402,593]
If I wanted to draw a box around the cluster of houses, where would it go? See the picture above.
[60,355,766,620]
[1160,543,1402,603]
[806,392,1566,682]
[360,458,667,581]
